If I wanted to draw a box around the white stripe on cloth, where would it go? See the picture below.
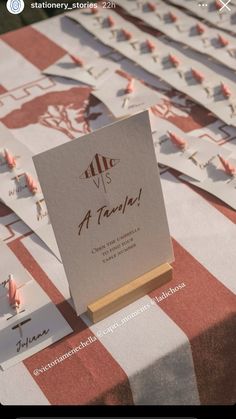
[82,295,200,405]
[161,172,236,295]
[0,362,49,405]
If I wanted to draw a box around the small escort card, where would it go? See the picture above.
[0,239,72,370]
[33,111,174,315]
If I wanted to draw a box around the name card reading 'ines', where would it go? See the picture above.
[33,111,174,316]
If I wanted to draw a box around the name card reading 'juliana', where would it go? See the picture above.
[33,111,174,315]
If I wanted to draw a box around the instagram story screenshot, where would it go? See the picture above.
[0,0,235,418]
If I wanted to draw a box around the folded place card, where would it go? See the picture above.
[94,71,161,118]
[180,153,236,211]
[119,0,236,71]
[0,240,31,300]
[152,119,232,182]
[66,9,236,127]
[170,0,236,35]
[33,111,174,316]
[44,54,118,88]
[0,239,72,370]
[0,123,60,260]
[0,280,72,370]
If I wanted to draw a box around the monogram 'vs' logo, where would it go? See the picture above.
[80,153,120,193]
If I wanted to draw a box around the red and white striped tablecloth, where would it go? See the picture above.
[0,12,235,406]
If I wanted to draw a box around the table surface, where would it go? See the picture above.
[0,10,236,406]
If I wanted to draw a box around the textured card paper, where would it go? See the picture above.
[152,119,232,181]
[67,9,236,127]
[33,111,174,315]
[0,281,72,370]
[170,0,236,35]
[0,239,72,370]
[44,54,118,88]
[94,71,161,118]
[119,0,236,71]
[0,123,60,259]
[180,154,236,210]
[0,240,31,299]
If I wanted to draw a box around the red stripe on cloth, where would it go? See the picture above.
[0,85,7,94]
[8,239,134,405]
[1,26,65,70]
[149,239,236,405]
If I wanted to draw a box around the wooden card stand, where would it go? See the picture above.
[87,263,172,323]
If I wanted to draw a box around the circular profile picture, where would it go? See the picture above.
[6,0,25,14]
